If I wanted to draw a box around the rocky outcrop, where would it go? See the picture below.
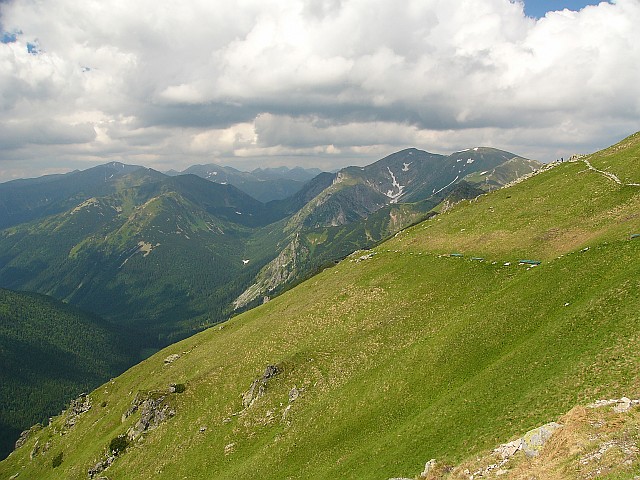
[14,424,42,450]
[89,390,178,478]
[88,453,116,478]
[589,396,640,413]
[421,459,437,477]
[490,421,564,464]
[242,365,280,409]
[65,393,92,428]
[124,393,175,441]
[163,353,180,365]
[288,386,301,403]
[521,422,562,457]
[234,237,308,310]
[351,251,375,263]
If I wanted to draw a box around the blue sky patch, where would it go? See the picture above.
[524,0,610,18]
[27,41,40,55]
[1,30,21,44]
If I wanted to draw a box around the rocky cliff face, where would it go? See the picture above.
[233,234,309,309]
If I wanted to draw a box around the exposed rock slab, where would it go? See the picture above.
[242,365,279,409]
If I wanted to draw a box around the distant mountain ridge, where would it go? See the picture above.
[0,162,144,229]
[0,147,540,333]
[167,164,323,203]
[232,147,541,308]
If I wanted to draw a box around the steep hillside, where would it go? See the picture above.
[2,133,637,479]
[232,148,536,308]
[234,182,483,310]
[0,172,275,344]
[0,288,134,460]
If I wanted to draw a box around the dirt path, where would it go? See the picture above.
[582,158,640,186]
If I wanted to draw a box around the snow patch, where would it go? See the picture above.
[433,175,459,195]
[466,158,475,164]
[473,147,479,151]
[242,259,250,265]
[402,162,411,172]
[385,167,405,203]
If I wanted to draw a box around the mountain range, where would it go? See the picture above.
[0,146,540,459]
[166,165,323,203]
[0,147,537,341]
[1,132,637,478]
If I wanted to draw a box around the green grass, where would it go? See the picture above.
[1,133,639,479]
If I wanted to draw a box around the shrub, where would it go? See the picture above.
[51,451,63,468]
[173,383,186,393]
[109,434,129,455]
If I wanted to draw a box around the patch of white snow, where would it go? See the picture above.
[433,175,459,195]
[402,162,411,172]
[385,167,405,203]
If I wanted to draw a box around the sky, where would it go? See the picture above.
[0,0,637,181]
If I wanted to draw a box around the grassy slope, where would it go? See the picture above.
[1,134,639,479]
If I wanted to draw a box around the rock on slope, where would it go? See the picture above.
[409,397,640,479]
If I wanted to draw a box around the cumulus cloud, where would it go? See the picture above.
[0,0,638,180]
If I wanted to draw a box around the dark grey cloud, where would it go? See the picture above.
[0,121,96,149]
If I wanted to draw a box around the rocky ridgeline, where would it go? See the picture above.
[501,160,563,190]
[391,397,640,480]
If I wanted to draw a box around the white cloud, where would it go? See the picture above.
[0,0,637,180]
